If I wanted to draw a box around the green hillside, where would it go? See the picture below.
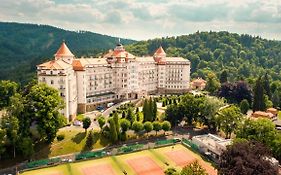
[126,31,281,83]
[0,22,135,84]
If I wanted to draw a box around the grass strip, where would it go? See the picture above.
[66,163,73,175]
[148,149,169,166]
[111,156,127,174]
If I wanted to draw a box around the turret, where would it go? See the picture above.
[54,41,74,64]
[153,46,166,63]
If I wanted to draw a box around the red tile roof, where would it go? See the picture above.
[72,60,84,71]
[55,41,74,58]
[154,46,166,55]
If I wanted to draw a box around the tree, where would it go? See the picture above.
[143,99,149,121]
[2,114,19,158]
[162,121,171,134]
[215,105,243,138]
[26,83,65,143]
[236,118,277,148]
[148,98,153,121]
[132,121,144,133]
[82,117,91,132]
[271,90,280,108]
[122,111,126,118]
[219,141,277,175]
[181,160,208,175]
[143,121,153,135]
[113,112,120,139]
[239,99,250,114]
[205,72,220,94]
[108,118,118,143]
[120,118,131,132]
[153,121,162,135]
[218,81,252,104]
[0,80,18,109]
[98,116,106,128]
[126,107,136,123]
[165,167,179,175]
[18,137,34,158]
[166,104,181,126]
[152,99,157,121]
[199,96,225,130]
[0,128,6,160]
[220,70,228,84]
[253,77,266,111]
[262,73,271,99]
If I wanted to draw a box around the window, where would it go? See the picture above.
[51,80,54,84]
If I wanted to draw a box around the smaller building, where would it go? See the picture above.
[190,78,206,90]
[192,134,232,161]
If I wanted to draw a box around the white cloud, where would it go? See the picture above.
[0,0,280,40]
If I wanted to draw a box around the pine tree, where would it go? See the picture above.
[122,111,126,118]
[220,70,228,84]
[152,99,157,121]
[113,112,120,139]
[272,90,280,108]
[127,107,135,123]
[253,77,266,111]
[143,99,149,121]
[262,73,271,99]
[148,98,153,121]
[109,118,118,143]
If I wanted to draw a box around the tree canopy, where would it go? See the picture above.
[219,140,278,175]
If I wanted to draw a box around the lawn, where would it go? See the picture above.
[21,144,217,175]
[34,127,109,159]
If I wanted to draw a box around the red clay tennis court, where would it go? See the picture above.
[165,150,196,167]
[82,163,116,175]
[165,149,217,175]
[127,156,164,175]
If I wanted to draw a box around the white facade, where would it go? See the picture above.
[37,42,191,120]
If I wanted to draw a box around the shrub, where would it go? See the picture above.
[76,114,84,121]
[57,134,65,141]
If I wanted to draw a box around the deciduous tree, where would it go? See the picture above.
[143,121,153,135]
[162,121,171,134]
[82,117,91,133]
[181,160,208,175]
[132,121,143,133]
[219,141,277,175]
[215,105,243,138]
[98,116,106,128]
[239,99,250,114]
[153,121,162,135]
[26,83,65,143]
[120,118,131,132]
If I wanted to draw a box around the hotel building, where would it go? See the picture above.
[37,42,190,120]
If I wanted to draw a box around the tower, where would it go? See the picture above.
[55,41,74,64]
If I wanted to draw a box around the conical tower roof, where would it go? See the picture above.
[154,46,166,57]
[55,41,74,58]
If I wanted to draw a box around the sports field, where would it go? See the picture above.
[21,144,217,175]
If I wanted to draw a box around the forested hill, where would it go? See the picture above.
[0,22,135,84]
[126,31,281,83]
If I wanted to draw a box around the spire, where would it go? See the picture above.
[55,41,74,59]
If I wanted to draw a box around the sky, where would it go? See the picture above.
[0,0,281,40]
